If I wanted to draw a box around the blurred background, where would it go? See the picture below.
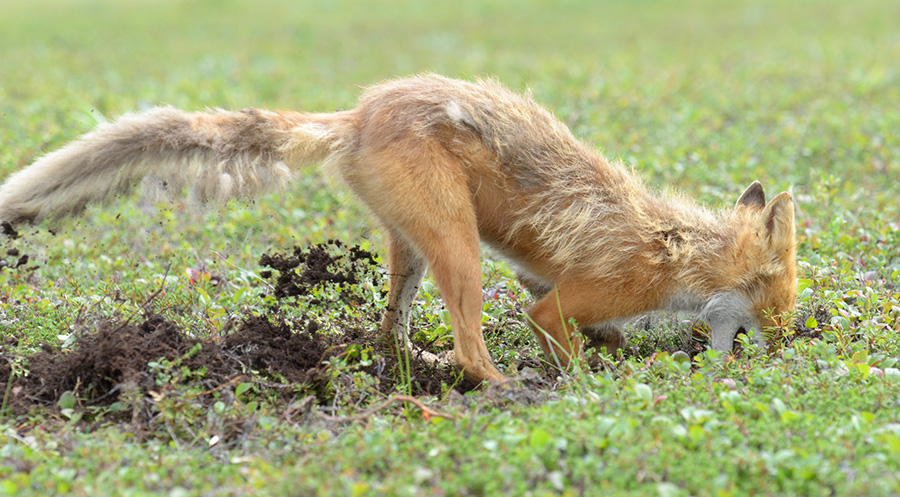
[2,0,897,197]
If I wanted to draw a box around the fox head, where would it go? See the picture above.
[700,181,797,351]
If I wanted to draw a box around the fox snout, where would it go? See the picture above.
[698,291,764,352]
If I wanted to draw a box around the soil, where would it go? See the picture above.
[791,305,829,342]
[0,242,476,423]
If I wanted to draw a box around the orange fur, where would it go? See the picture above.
[0,75,797,384]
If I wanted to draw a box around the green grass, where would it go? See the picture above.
[1,0,900,495]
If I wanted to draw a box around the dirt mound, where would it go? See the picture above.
[1,242,474,422]
[1,315,212,413]
[222,315,329,384]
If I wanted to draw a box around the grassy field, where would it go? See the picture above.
[1,0,899,495]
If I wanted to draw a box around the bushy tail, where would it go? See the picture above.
[0,106,355,223]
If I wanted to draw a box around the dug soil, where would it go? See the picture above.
[0,241,478,423]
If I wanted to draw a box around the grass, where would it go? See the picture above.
[1,0,900,495]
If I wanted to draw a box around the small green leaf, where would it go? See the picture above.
[236,382,253,398]
[351,482,370,497]
[633,383,652,404]
[62,410,83,423]
[672,351,690,363]
[688,424,706,441]
[772,397,787,414]
[529,428,553,449]
[57,391,77,410]
[805,316,818,329]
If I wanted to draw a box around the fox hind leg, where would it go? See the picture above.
[379,230,427,352]
[346,147,505,384]
[417,228,505,383]
[385,187,504,383]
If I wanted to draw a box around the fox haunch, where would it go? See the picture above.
[0,75,796,383]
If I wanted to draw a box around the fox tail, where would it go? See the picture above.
[0,106,354,224]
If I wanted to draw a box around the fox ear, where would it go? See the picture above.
[736,181,766,210]
[759,192,794,252]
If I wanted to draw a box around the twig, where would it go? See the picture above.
[1,358,17,415]
[314,394,456,424]
[211,250,274,290]
[282,396,317,423]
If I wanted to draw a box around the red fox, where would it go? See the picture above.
[0,75,796,384]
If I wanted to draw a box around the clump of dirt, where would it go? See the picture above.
[0,222,19,240]
[0,222,31,271]
[259,239,378,301]
[0,247,29,271]
[0,242,475,423]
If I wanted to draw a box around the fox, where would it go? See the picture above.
[0,74,796,384]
